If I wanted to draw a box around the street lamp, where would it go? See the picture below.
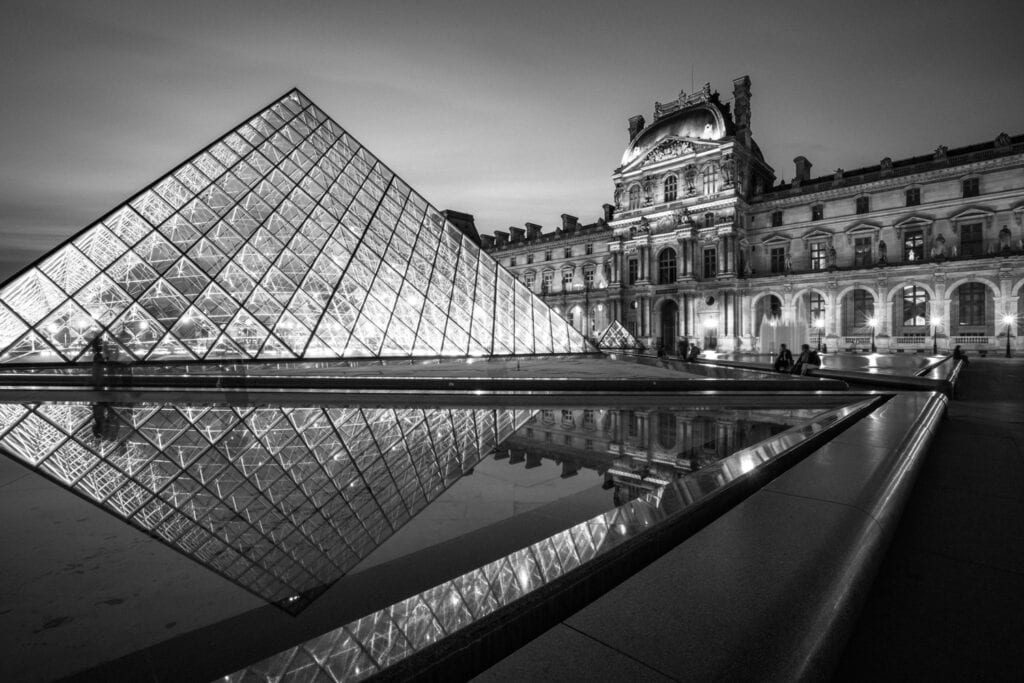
[929,315,942,355]
[1003,313,1017,358]
[867,316,878,353]
[813,317,825,352]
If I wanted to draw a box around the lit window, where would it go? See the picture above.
[811,205,824,221]
[771,210,783,227]
[854,237,872,267]
[584,268,594,288]
[628,185,641,210]
[906,188,920,206]
[856,196,869,214]
[562,270,574,288]
[664,175,678,202]
[809,292,825,321]
[541,271,552,293]
[962,178,979,198]
[524,273,535,290]
[903,230,924,261]
[702,165,718,195]
[809,242,826,270]
[902,286,928,326]
[658,248,677,283]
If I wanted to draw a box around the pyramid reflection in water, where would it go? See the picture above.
[0,89,589,363]
[0,401,531,612]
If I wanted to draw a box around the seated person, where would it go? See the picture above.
[687,345,701,362]
[792,344,822,375]
[773,344,793,372]
[952,345,970,366]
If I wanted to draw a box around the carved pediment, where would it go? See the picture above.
[894,213,934,230]
[761,232,791,246]
[844,221,881,245]
[799,228,834,245]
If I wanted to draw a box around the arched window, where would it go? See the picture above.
[664,175,678,202]
[658,248,677,283]
[702,165,718,195]
[628,185,641,210]
[902,286,928,327]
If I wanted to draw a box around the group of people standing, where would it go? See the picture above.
[772,343,822,375]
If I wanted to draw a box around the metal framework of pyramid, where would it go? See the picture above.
[0,89,589,364]
[595,320,640,350]
[0,399,532,612]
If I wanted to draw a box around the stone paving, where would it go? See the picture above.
[834,356,1024,680]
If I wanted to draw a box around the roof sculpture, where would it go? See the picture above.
[0,90,590,364]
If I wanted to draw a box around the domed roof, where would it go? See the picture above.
[620,104,729,167]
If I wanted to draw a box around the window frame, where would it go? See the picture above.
[664,175,678,202]
[771,210,783,227]
[657,248,677,284]
[702,247,717,278]
[958,282,986,326]
[962,177,979,198]
[769,246,786,273]
[809,242,826,271]
[811,204,824,221]
[905,187,920,207]
[855,196,870,214]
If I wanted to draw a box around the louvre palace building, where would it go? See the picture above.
[483,76,1024,355]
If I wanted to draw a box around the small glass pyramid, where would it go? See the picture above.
[0,89,590,363]
[595,320,640,350]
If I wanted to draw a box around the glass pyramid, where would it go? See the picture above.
[0,89,590,364]
[595,320,640,350]
[0,399,532,612]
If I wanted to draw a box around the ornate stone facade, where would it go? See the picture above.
[484,76,1024,355]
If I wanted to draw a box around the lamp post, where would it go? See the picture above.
[867,316,878,353]
[1003,313,1016,358]
[814,317,825,352]
[929,315,942,355]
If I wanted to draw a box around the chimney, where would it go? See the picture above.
[494,230,509,247]
[628,114,646,140]
[561,214,579,232]
[793,156,812,184]
[737,75,753,139]
[509,227,525,242]
[525,222,543,239]
[479,234,494,249]
[602,203,615,222]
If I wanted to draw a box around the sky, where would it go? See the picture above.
[1,0,1022,281]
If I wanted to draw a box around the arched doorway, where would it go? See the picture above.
[660,300,678,348]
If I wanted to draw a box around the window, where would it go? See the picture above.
[564,246,572,258]
[628,185,641,210]
[771,210,783,227]
[526,253,534,264]
[958,283,986,326]
[583,409,595,428]
[856,196,870,214]
[902,286,928,326]
[561,409,574,427]
[541,271,552,293]
[563,434,573,446]
[811,204,824,221]
[664,175,678,202]
[585,243,593,255]
[906,188,920,206]
[962,177,979,198]
[702,165,718,195]
[903,230,924,261]
[854,236,872,267]
[770,247,786,273]
[562,270,574,288]
[960,222,983,257]
[566,309,574,326]
[703,247,717,278]
[544,250,552,261]
[628,259,639,284]
[524,273,535,290]
[853,290,874,327]
[657,414,677,449]
[809,292,826,322]
[809,242,826,271]
[584,268,594,288]
[510,256,517,267]
[704,212,715,228]
[658,248,677,283]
